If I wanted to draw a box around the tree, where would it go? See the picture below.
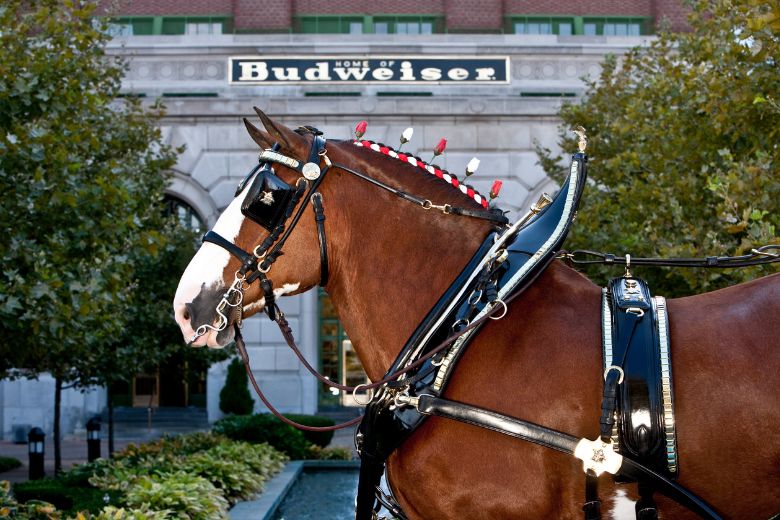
[80,222,231,455]
[0,1,178,472]
[537,0,779,297]
[220,358,255,416]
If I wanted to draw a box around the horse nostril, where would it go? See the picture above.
[183,304,192,322]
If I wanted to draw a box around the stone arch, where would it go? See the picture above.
[166,170,220,228]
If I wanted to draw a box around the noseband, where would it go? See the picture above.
[189,127,507,343]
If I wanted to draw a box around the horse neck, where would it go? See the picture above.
[322,163,493,381]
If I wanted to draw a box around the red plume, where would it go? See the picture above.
[355,121,368,139]
[490,180,503,199]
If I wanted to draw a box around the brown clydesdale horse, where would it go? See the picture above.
[173,110,780,519]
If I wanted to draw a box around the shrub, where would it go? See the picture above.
[283,414,335,447]
[10,433,287,519]
[0,456,21,473]
[13,478,120,515]
[90,506,172,520]
[213,414,311,459]
[113,432,228,463]
[123,472,228,520]
[219,358,255,415]
[306,445,354,461]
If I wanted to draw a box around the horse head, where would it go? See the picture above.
[173,109,330,348]
[174,109,497,374]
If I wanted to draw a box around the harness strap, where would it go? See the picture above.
[559,245,780,268]
[311,192,329,287]
[202,231,257,274]
[583,472,601,520]
[600,312,641,441]
[334,162,509,225]
[234,324,362,432]
[412,395,722,520]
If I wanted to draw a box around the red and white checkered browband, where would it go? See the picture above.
[353,140,488,208]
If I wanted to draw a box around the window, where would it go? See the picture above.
[186,22,223,35]
[510,17,575,36]
[372,16,437,34]
[297,16,364,34]
[162,17,227,35]
[583,17,647,36]
[318,289,368,406]
[106,23,133,37]
[105,16,229,36]
[107,17,154,35]
[508,16,650,36]
[165,197,205,232]
[296,15,440,34]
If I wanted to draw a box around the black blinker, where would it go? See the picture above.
[241,166,295,231]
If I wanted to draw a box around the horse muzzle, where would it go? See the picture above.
[174,284,239,349]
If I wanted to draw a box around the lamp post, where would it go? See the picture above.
[28,427,45,480]
[86,417,101,462]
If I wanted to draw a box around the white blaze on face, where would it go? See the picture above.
[173,185,252,338]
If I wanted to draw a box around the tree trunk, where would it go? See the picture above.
[54,376,62,475]
[107,384,115,456]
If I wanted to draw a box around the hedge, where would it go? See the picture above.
[0,455,21,473]
[212,412,337,456]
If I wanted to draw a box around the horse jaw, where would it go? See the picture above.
[241,282,301,317]
[173,186,251,347]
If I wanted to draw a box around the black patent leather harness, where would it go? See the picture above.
[199,130,508,331]
[192,127,780,519]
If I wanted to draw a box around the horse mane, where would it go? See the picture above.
[352,140,490,209]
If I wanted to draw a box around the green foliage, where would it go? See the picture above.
[537,0,780,296]
[0,0,180,378]
[283,414,336,447]
[8,433,287,519]
[219,358,255,416]
[0,456,21,473]
[212,413,311,459]
[13,479,119,515]
[87,432,287,509]
[122,472,228,520]
[88,506,171,520]
[113,432,229,462]
[305,445,354,460]
[0,480,60,519]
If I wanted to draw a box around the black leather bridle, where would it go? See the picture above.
[190,127,508,341]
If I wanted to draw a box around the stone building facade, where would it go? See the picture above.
[2,0,688,438]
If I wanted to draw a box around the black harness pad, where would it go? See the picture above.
[604,277,677,478]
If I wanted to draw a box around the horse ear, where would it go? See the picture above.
[253,106,307,154]
[243,118,273,149]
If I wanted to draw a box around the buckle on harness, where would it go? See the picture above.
[604,365,625,384]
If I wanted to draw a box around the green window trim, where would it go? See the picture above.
[105,16,232,36]
[294,14,443,34]
[582,17,651,36]
[318,289,368,407]
[507,16,576,36]
[505,15,653,36]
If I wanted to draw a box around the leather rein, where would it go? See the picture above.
[194,129,508,432]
